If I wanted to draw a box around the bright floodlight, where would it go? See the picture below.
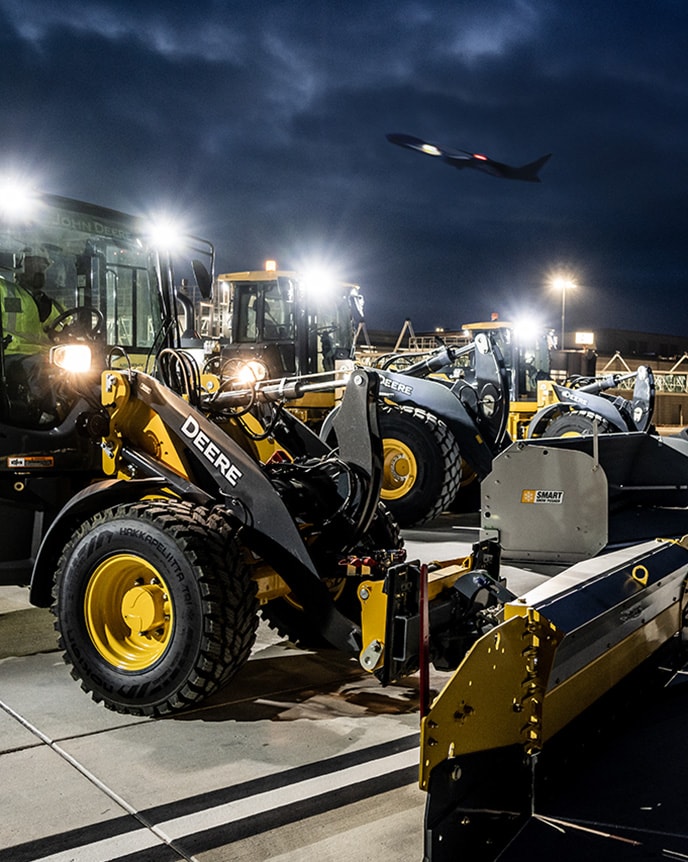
[512,316,542,344]
[146,215,187,250]
[301,266,336,295]
[0,178,40,220]
[551,275,576,292]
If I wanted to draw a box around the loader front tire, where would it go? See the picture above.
[52,500,258,717]
[542,409,611,438]
[379,405,462,527]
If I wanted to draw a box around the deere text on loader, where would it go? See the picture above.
[205,267,517,526]
[1,192,408,717]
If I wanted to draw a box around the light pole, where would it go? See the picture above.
[551,276,576,348]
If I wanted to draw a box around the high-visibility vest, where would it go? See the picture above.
[0,276,60,355]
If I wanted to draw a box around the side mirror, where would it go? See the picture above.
[349,289,365,324]
[192,259,212,300]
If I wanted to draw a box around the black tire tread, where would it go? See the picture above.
[543,409,611,437]
[380,404,462,526]
[52,499,258,717]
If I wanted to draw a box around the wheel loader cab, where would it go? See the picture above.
[209,269,359,379]
[0,189,212,586]
[461,320,552,402]
[228,275,298,377]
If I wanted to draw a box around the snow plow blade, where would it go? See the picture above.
[420,536,688,860]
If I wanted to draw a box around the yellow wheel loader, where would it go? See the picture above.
[202,267,502,526]
[1,191,406,716]
[6,191,685,859]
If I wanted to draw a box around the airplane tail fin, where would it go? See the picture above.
[511,153,552,182]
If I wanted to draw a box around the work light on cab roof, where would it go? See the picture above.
[0,176,43,219]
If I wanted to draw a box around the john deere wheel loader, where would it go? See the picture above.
[365,339,657,521]
[526,364,656,437]
[0,190,403,716]
[322,335,512,525]
[200,270,506,526]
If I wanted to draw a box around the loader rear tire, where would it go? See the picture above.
[52,500,258,717]
[378,404,462,527]
[260,503,402,648]
[541,409,611,438]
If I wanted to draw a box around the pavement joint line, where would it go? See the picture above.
[0,713,151,751]
[2,722,420,862]
[0,698,198,862]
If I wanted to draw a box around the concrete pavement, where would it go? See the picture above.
[3,519,687,861]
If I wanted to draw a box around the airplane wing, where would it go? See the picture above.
[386,133,551,182]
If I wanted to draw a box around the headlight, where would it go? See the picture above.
[233,360,268,385]
[50,344,92,373]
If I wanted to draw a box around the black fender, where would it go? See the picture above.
[29,476,200,607]
[526,402,568,438]
[526,401,623,438]
[551,384,630,431]
[375,370,496,477]
[628,365,655,432]
[528,392,630,438]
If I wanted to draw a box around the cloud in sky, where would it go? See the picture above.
[1,0,687,336]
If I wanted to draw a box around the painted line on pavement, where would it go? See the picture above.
[0,721,420,862]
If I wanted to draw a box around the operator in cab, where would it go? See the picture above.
[0,247,63,424]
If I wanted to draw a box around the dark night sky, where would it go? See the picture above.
[1,0,687,337]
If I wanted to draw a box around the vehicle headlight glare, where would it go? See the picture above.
[50,344,92,373]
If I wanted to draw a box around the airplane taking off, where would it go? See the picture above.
[386,132,551,182]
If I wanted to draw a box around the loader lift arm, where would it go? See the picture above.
[31,363,386,656]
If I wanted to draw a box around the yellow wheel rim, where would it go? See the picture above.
[84,554,174,671]
[381,437,418,501]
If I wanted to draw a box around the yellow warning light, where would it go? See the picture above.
[265,259,277,272]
